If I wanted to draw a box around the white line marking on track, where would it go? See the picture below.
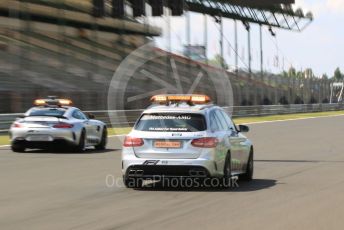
[108,134,125,138]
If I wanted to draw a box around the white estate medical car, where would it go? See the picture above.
[122,94,254,188]
[9,97,107,152]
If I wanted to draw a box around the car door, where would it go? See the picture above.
[80,111,102,142]
[231,118,251,172]
[209,110,229,173]
[220,110,250,173]
[217,110,243,173]
[72,110,93,142]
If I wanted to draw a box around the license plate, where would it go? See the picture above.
[26,135,53,142]
[154,141,181,148]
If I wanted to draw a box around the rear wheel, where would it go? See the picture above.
[74,129,86,153]
[11,142,25,153]
[240,148,254,181]
[95,127,107,150]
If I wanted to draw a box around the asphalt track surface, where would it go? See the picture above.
[1,115,344,230]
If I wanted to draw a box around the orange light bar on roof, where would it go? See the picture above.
[34,99,47,106]
[58,99,73,106]
[168,95,191,101]
[191,95,211,103]
[150,94,211,104]
[151,95,167,102]
[33,98,73,106]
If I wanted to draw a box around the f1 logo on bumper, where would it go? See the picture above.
[143,160,159,165]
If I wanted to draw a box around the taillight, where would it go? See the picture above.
[191,137,219,148]
[123,136,144,147]
[53,123,74,129]
[12,122,23,128]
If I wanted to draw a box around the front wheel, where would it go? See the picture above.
[222,152,232,188]
[239,148,254,181]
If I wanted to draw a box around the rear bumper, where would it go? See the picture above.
[122,157,221,178]
[11,139,77,149]
[10,128,77,147]
[125,165,211,178]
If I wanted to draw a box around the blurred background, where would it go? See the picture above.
[0,0,337,114]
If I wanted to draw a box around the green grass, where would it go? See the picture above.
[108,127,132,136]
[233,110,344,124]
[1,110,344,146]
[0,135,10,146]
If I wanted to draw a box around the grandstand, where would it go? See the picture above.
[0,0,330,113]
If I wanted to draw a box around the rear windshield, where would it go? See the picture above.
[27,108,66,117]
[135,113,206,132]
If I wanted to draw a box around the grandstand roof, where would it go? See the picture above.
[2,0,312,33]
[186,0,313,31]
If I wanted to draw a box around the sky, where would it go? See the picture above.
[146,0,344,77]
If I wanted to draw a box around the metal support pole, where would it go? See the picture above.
[318,81,321,104]
[259,24,263,78]
[186,11,191,54]
[20,1,25,71]
[92,17,99,74]
[144,1,149,37]
[247,26,251,76]
[119,1,125,61]
[59,0,67,70]
[330,83,333,104]
[167,11,171,52]
[220,16,224,68]
[204,14,208,64]
[234,20,238,75]
[165,7,171,85]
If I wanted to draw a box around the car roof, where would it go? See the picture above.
[28,106,75,111]
[31,106,71,109]
[25,106,79,115]
[142,103,220,114]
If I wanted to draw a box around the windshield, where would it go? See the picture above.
[27,108,66,117]
[135,113,206,132]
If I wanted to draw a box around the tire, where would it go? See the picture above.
[74,129,86,153]
[123,176,143,189]
[11,142,25,153]
[239,148,254,181]
[222,152,232,188]
[95,127,107,150]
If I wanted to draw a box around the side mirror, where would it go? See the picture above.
[87,113,95,119]
[238,125,249,133]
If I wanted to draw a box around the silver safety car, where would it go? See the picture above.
[122,94,254,188]
[9,97,107,152]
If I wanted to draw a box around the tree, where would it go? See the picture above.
[209,54,228,69]
[296,71,304,79]
[321,74,328,80]
[304,68,314,78]
[281,71,288,78]
[334,67,343,81]
[287,66,296,78]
